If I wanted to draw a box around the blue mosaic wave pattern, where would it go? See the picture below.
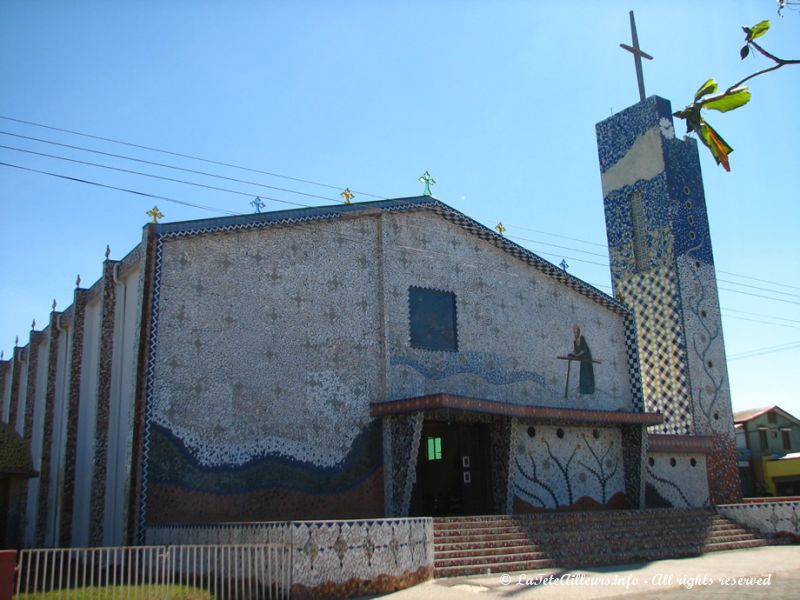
[391,351,555,391]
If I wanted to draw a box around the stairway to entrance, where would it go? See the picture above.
[433,508,774,578]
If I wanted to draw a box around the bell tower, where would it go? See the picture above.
[596,96,741,504]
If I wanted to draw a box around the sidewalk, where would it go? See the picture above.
[363,545,800,599]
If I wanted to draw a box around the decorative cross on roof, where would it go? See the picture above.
[619,10,653,102]
[146,206,164,223]
[418,171,436,196]
[495,222,506,236]
[341,188,354,204]
[560,259,569,272]
[250,196,265,213]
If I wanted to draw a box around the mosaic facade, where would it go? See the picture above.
[382,210,634,412]
[136,197,642,532]
[716,501,800,540]
[597,96,740,504]
[511,423,627,510]
[146,517,434,600]
[645,452,709,508]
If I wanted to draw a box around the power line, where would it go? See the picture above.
[506,234,610,258]
[3,115,798,297]
[728,340,800,361]
[721,313,799,329]
[717,278,800,299]
[721,307,800,325]
[0,114,386,199]
[718,286,800,306]
[718,269,800,292]
[0,144,312,209]
[0,130,342,203]
[2,115,798,304]
[7,153,800,307]
[0,161,239,215]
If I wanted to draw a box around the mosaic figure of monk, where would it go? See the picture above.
[570,324,595,395]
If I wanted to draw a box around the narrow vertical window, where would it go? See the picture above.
[782,429,791,451]
[629,191,648,271]
[426,436,442,461]
[759,428,768,450]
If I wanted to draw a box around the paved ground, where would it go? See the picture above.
[360,545,800,599]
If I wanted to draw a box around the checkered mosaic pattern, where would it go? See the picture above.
[615,267,693,434]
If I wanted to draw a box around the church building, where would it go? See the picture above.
[0,95,740,550]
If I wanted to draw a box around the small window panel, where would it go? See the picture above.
[782,429,792,451]
[426,436,442,461]
[409,287,458,352]
[759,429,768,450]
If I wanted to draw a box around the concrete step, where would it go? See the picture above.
[430,510,774,579]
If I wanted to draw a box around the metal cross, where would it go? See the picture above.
[418,171,436,196]
[560,259,569,272]
[146,206,164,223]
[250,196,265,213]
[619,10,653,102]
[340,188,354,204]
[495,222,506,236]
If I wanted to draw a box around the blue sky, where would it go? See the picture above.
[1,1,798,418]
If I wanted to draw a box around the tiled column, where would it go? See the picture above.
[127,224,157,544]
[0,359,10,422]
[89,259,118,546]
[16,330,43,544]
[35,308,62,547]
[58,286,89,548]
[621,424,646,508]
[7,345,24,431]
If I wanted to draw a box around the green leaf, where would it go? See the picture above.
[697,121,733,171]
[740,45,750,60]
[694,79,718,101]
[702,88,752,113]
[749,20,770,40]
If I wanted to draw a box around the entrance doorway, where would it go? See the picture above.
[410,420,492,516]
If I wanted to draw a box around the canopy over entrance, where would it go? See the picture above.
[371,393,664,427]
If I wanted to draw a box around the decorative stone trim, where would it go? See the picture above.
[371,393,663,426]
[89,259,119,546]
[58,288,89,548]
[34,311,62,546]
[18,330,44,543]
[7,346,25,431]
[129,224,158,545]
[647,433,714,454]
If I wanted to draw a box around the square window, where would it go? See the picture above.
[409,287,458,352]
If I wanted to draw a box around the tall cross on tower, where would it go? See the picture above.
[619,11,653,102]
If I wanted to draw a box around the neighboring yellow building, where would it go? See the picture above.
[761,453,800,497]
[735,406,800,497]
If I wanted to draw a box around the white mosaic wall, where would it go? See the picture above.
[715,501,800,537]
[382,211,634,412]
[291,518,432,588]
[676,257,733,437]
[646,452,709,507]
[152,219,382,468]
[146,517,434,591]
[510,423,626,509]
[147,522,290,545]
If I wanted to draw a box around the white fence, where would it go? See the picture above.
[15,544,291,599]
